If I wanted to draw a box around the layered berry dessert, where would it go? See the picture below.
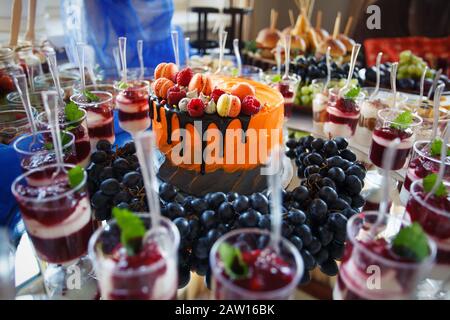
[400,139,450,204]
[116,80,151,136]
[12,165,94,264]
[275,75,300,118]
[335,212,435,300]
[414,101,449,142]
[150,64,284,196]
[90,209,179,300]
[323,87,363,138]
[71,91,115,149]
[37,103,91,167]
[311,80,339,131]
[369,110,421,170]
[406,178,450,280]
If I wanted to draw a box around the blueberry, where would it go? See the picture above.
[290,235,303,251]
[238,209,262,228]
[318,186,338,204]
[346,165,366,181]
[113,157,129,171]
[250,193,269,214]
[200,210,217,229]
[327,167,346,183]
[232,195,250,213]
[122,171,142,188]
[328,212,348,233]
[166,202,186,219]
[226,192,239,202]
[100,178,121,196]
[218,202,235,221]
[208,192,227,209]
[326,156,345,168]
[91,150,108,163]
[339,149,357,162]
[308,199,328,223]
[173,217,190,238]
[292,186,310,203]
[287,209,307,225]
[323,140,339,156]
[311,138,325,150]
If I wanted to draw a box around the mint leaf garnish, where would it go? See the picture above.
[391,110,413,130]
[231,68,239,77]
[64,101,84,122]
[423,173,448,197]
[218,243,249,280]
[83,90,100,103]
[430,138,450,157]
[271,74,282,83]
[344,86,361,100]
[117,81,129,90]
[393,222,430,262]
[112,207,146,256]
[68,165,84,189]
[44,132,71,150]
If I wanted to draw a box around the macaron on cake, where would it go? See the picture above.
[150,63,284,196]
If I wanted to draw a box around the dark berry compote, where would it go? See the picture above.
[407,181,450,278]
[324,94,361,138]
[277,81,296,118]
[12,167,93,264]
[116,81,150,135]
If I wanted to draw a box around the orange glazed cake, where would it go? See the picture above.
[150,64,284,196]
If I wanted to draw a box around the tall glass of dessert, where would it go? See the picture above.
[70,91,115,149]
[334,211,436,300]
[11,164,97,298]
[210,228,304,300]
[400,140,450,204]
[89,213,180,300]
[323,87,365,139]
[311,79,339,134]
[36,108,91,167]
[413,101,449,141]
[13,130,77,178]
[406,179,450,297]
[114,80,151,138]
[355,88,408,148]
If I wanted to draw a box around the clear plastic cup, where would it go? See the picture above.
[0,105,36,145]
[70,91,115,148]
[89,214,180,300]
[334,211,436,300]
[311,79,341,132]
[210,228,304,300]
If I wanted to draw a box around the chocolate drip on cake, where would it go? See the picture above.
[149,95,252,175]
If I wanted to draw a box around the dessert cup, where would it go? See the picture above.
[413,102,449,142]
[37,109,91,168]
[89,215,180,300]
[0,105,36,145]
[264,73,300,119]
[11,163,96,298]
[210,228,304,300]
[115,80,151,137]
[70,91,115,149]
[334,211,436,300]
[13,130,77,184]
[311,79,340,133]
[400,140,450,204]
[7,88,67,111]
[323,89,365,139]
[361,170,397,212]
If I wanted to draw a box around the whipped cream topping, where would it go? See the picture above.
[372,132,414,149]
[313,93,328,112]
[324,122,353,138]
[327,106,360,119]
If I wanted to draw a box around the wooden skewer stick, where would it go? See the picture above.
[270,9,278,30]
[25,0,37,42]
[289,9,295,28]
[332,12,341,39]
[9,0,22,47]
[316,10,322,29]
[307,0,315,21]
[344,16,353,36]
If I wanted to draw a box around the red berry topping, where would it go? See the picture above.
[167,86,186,107]
[335,97,359,114]
[176,67,194,87]
[241,96,261,115]
[211,88,226,104]
[187,98,205,117]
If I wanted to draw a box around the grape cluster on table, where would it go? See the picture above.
[86,136,366,290]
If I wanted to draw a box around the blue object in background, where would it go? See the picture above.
[61,0,185,76]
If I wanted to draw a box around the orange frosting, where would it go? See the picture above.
[151,76,284,173]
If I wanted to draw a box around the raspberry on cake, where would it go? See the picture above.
[167,86,186,107]
[241,96,261,115]
[176,67,194,87]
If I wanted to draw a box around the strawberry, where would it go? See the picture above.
[210,88,226,104]
[167,86,186,107]
[0,74,15,94]
[176,67,194,87]
[241,96,261,115]
[187,98,205,117]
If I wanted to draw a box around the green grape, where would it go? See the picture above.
[397,70,407,79]
[399,50,412,63]
[301,95,312,105]
[300,86,311,95]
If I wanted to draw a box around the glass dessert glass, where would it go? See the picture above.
[413,102,449,141]
[72,83,116,105]
[89,214,180,300]
[264,73,301,119]
[36,108,91,167]
[0,105,36,145]
[13,130,77,179]
[355,88,408,148]
[323,89,365,139]
[115,80,151,137]
[311,79,341,133]
[361,170,397,212]
[400,140,450,204]
[369,109,422,171]
[70,91,115,149]
[406,180,450,281]
[210,228,304,300]
[334,211,436,300]
[11,163,96,297]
